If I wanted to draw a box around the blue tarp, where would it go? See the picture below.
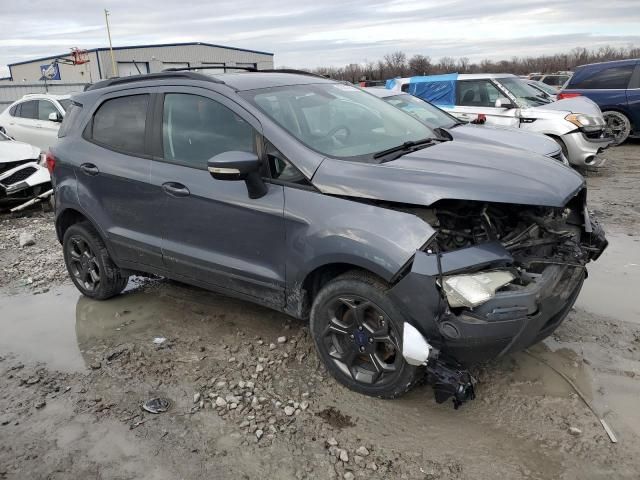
[407,74,458,108]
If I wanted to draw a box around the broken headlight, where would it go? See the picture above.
[442,271,515,309]
[565,113,604,132]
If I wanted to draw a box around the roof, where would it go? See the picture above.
[8,41,274,67]
[84,71,336,93]
[208,72,336,91]
[576,58,639,69]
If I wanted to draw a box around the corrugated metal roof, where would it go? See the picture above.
[8,41,274,67]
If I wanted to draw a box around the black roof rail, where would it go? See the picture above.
[84,71,224,91]
[162,65,257,72]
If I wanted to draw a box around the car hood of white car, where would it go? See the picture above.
[531,96,603,117]
[0,140,41,163]
[448,124,560,157]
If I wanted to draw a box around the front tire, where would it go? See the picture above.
[603,111,631,145]
[63,222,128,300]
[310,271,419,398]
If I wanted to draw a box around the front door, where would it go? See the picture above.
[151,89,286,306]
[454,79,520,128]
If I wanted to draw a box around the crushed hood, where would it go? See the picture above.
[312,140,584,208]
[532,96,603,117]
[448,124,560,157]
[0,140,40,163]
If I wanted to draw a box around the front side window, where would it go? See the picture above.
[38,100,59,121]
[456,80,503,107]
[18,100,37,119]
[495,77,551,106]
[242,83,433,162]
[384,94,459,129]
[162,93,255,169]
[265,141,307,184]
[91,94,149,155]
[572,65,634,89]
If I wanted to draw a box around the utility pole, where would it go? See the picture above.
[104,9,117,77]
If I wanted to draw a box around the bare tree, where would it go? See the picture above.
[383,51,408,77]
[408,54,431,75]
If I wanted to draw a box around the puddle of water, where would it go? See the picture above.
[576,233,640,323]
[0,280,290,373]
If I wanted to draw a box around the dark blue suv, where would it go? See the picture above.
[560,58,640,144]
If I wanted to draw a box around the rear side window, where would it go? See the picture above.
[571,65,634,89]
[90,95,149,155]
[58,102,82,138]
[162,93,255,169]
[17,100,37,119]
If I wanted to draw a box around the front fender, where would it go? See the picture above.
[283,187,435,286]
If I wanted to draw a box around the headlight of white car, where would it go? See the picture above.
[442,271,515,309]
[565,113,604,132]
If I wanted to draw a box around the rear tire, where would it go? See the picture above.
[603,111,631,145]
[309,270,420,398]
[63,221,128,300]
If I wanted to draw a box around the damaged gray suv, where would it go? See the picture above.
[50,70,607,407]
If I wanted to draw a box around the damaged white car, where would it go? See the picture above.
[0,130,52,210]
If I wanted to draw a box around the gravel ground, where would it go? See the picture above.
[0,141,639,479]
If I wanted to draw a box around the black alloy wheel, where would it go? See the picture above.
[66,235,101,292]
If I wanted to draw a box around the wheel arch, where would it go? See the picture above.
[56,207,111,257]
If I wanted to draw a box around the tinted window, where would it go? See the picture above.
[38,100,59,121]
[265,141,307,184]
[457,80,502,107]
[58,99,72,112]
[18,100,37,119]
[9,104,18,116]
[542,75,569,86]
[162,93,255,169]
[91,95,149,155]
[572,65,634,89]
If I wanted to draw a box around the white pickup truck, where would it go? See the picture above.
[387,73,612,168]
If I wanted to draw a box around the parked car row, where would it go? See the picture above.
[46,68,607,407]
[386,73,612,167]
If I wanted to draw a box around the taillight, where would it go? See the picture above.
[45,151,56,174]
[558,92,581,100]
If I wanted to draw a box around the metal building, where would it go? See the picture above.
[5,42,275,83]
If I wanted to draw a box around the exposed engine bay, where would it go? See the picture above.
[405,195,604,272]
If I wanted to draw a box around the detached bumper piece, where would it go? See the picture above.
[426,358,475,409]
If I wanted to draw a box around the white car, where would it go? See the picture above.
[0,93,72,152]
[387,74,612,168]
[0,130,51,207]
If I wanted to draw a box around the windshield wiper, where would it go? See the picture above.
[373,138,434,159]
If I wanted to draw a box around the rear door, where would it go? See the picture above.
[151,87,286,305]
[454,79,519,128]
[77,90,165,269]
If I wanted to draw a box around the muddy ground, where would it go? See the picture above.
[0,142,639,480]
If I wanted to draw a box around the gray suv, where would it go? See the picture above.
[50,71,607,407]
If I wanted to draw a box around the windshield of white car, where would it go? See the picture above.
[241,83,434,162]
[383,94,460,129]
[497,78,552,107]
[58,99,71,112]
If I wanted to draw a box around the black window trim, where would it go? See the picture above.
[82,91,154,160]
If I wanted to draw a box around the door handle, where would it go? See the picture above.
[80,163,99,176]
[162,182,190,197]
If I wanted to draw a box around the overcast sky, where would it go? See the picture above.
[1,0,639,76]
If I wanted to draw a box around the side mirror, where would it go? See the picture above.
[48,111,62,122]
[207,151,267,199]
[494,97,515,109]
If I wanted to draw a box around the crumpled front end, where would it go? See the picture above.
[390,188,607,366]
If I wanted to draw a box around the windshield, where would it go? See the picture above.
[383,94,460,129]
[241,83,434,162]
[496,77,552,107]
[58,99,71,112]
[529,81,557,97]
